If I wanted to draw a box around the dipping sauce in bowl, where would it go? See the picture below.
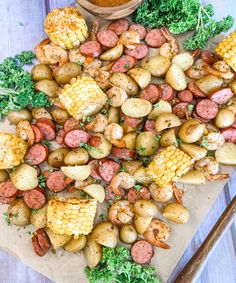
[90,0,130,7]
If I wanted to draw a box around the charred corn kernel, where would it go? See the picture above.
[215,30,236,72]
[44,7,88,49]
[59,75,107,120]
[146,146,193,187]
[47,198,97,237]
[0,133,28,169]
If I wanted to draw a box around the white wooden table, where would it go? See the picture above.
[0,1,235,282]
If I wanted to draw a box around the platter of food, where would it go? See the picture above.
[0,1,235,282]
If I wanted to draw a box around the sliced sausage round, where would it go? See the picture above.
[108,19,129,35]
[36,119,56,141]
[0,195,16,204]
[187,81,206,98]
[209,88,234,105]
[56,129,67,147]
[124,115,143,128]
[79,41,102,57]
[25,144,49,165]
[98,160,120,182]
[89,136,102,147]
[144,120,156,133]
[192,111,210,123]
[145,29,166,48]
[195,99,218,120]
[63,129,90,148]
[0,181,18,198]
[63,117,81,133]
[111,55,137,73]
[97,30,119,48]
[221,128,236,143]
[105,186,125,202]
[131,240,154,264]
[130,23,147,40]
[31,125,43,143]
[112,148,135,160]
[125,44,149,60]
[159,83,174,101]
[89,160,102,180]
[46,171,69,192]
[201,50,220,65]
[173,102,190,118]
[140,84,160,103]
[32,228,51,257]
[127,186,150,204]
[178,90,193,103]
[23,188,46,209]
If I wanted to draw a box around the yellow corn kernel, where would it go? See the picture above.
[146,146,193,187]
[47,198,97,237]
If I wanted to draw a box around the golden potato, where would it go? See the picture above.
[120,224,138,244]
[0,170,9,183]
[215,142,236,165]
[163,203,190,224]
[122,133,137,150]
[215,108,234,128]
[7,109,33,125]
[165,63,187,91]
[87,134,112,159]
[30,205,47,228]
[121,160,143,175]
[54,62,81,84]
[133,200,158,217]
[141,55,171,77]
[178,119,205,143]
[92,221,118,248]
[32,107,52,120]
[180,143,207,160]
[196,75,223,95]
[64,148,89,166]
[35,79,59,98]
[134,215,152,234]
[160,128,178,147]
[8,199,31,226]
[51,108,71,125]
[48,148,70,168]
[133,166,153,185]
[135,131,159,156]
[108,107,119,124]
[64,235,86,252]
[46,228,72,250]
[109,72,138,96]
[155,113,181,132]
[148,99,172,120]
[83,235,102,268]
[178,170,206,185]
[172,53,194,71]
[121,98,152,118]
[149,183,173,202]
[100,44,124,61]
[128,67,151,89]
[31,64,52,81]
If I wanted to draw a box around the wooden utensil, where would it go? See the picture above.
[77,0,143,20]
[175,194,236,283]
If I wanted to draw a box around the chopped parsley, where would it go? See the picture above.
[85,116,93,123]
[101,108,108,116]
[31,209,39,215]
[134,184,141,191]
[227,100,233,106]
[137,146,145,154]
[154,103,160,108]
[106,98,111,105]
[3,213,10,225]
[115,195,121,200]
[99,214,106,220]
[187,104,195,112]
[118,167,127,173]
[80,142,93,151]
[124,63,130,69]
[155,134,161,141]
[207,150,215,157]
[41,140,51,146]
[38,175,46,189]
[80,191,90,199]
[176,138,182,147]
[80,122,85,127]
[201,136,209,148]
[77,59,83,65]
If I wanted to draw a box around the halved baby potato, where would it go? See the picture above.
[100,44,124,61]
[82,184,105,203]
[134,215,152,234]
[148,99,172,120]
[215,142,236,165]
[165,63,187,91]
[92,221,118,248]
[128,67,151,89]
[160,128,178,147]
[64,235,86,253]
[61,165,91,181]
[178,170,206,185]
[121,98,152,118]
[180,143,207,160]
[155,113,181,132]
[46,228,72,250]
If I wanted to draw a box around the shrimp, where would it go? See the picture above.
[75,177,95,190]
[68,49,86,64]
[203,60,234,80]
[227,97,236,115]
[83,59,102,78]
[110,172,135,195]
[149,183,173,203]
[16,120,35,146]
[119,30,140,50]
[95,62,114,90]
[85,113,108,133]
[106,86,128,108]
[159,27,179,60]
[90,18,100,41]
[108,200,134,226]
[201,132,225,150]
[172,184,184,205]
[185,59,208,79]
[104,123,125,147]
[144,219,170,249]
[34,38,68,66]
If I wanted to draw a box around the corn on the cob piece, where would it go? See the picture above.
[59,75,107,120]
[0,133,28,169]
[215,30,236,72]
[47,198,97,237]
[146,146,193,187]
[44,7,88,49]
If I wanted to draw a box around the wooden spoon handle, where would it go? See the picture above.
[175,195,236,283]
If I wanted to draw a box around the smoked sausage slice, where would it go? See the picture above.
[131,240,154,264]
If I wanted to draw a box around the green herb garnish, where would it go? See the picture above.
[41,140,51,146]
[154,103,160,108]
[201,136,209,148]
[155,134,161,141]
[176,138,182,146]
[80,191,90,199]
[134,184,141,191]
[124,63,130,69]
[31,209,39,215]
[227,100,233,106]
[101,108,108,116]
[99,214,106,220]
[188,104,195,112]
[118,167,127,173]
[137,146,145,154]
[80,122,85,127]
[38,175,46,189]
[3,213,10,225]
[85,116,93,122]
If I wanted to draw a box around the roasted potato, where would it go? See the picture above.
[160,128,178,147]
[215,142,236,165]
[51,108,71,125]
[92,221,118,248]
[165,63,187,91]
[120,224,138,244]
[141,55,171,77]
[87,134,112,159]
[135,131,159,156]
[178,170,206,185]
[133,200,158,218]
[215,109,234,128]
[128,67,151,89]
[83,235,102,268]
[134,215,152,234]
[133,166,153,185]
[64,148,89,166]
[148,99,172,120]
[110,72,138,96]
[48,148,70,168]
[82,184,105,203]
[178,119,206,143]
[32,107,52,120]
[121,98,152,118]
[172,53,194,71]
[108,107,119,124]
[31,64,52,81]
[122,133,137,150]
[149,183,173,202]
[180,143,207,160]
[0,169,9,183]
[196,75,223,95]
[163,203,190,224]
[121,160,143,175]
[229,79,236,94]
[54,62,81,84]
[10,164,38,190]
[61,165,91,181]
[7,109,33,125]
[155,113,181,132]
[30,205,47,228]
[100,44,124,61]
[8,199,31,226]
[35,79,59,98]
[46,228,72,250]
[64,235,86,252]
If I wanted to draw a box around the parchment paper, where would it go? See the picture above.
[0,7,234,283]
